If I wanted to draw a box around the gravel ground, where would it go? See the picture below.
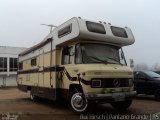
[0,87,159,120]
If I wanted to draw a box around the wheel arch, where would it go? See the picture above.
[69,84,83,94]
[68,84,88,113]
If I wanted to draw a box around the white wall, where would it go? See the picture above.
[0,46,26,86]
[0,76,17,86]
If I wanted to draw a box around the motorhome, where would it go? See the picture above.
[18,17,136,113]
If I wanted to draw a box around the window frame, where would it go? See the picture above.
[0,57,7,72]
[58,24,72,38]
[75,43,83,64]
[86,21,106,34]
[9,57,18,72]
[61,46,73,65]
[111,26,128,38]
[31,57,37,66]
[75,43,127,65]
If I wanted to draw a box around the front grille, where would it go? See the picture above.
[91,78,130,88]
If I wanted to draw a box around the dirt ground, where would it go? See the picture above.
[0,87,159,120]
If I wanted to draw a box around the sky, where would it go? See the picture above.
[0,0,160,67]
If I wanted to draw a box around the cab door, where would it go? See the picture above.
[56,45,75,99]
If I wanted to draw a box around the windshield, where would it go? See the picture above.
[143,71,160,78]
[75,43,126,65]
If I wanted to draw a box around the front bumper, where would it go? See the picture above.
[85,91,137,102]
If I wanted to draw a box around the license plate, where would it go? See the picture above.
[113,93,125,102]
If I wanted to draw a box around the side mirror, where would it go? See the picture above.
[63,46,70,55]
[129,59,134,68]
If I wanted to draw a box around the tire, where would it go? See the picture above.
[110,100,132,110]
[68,92,88,113]
[155,90,160,101]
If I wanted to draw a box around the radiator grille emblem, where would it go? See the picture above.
[113,79,120,87]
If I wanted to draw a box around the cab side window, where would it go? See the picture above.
[62,47,73,64]
[137,72,145,79]
[75,44,82,64]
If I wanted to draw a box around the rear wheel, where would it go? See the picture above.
[30,91,39,102]
[69,92,88,113]
[110,100,132,110]
[155,90,160,101]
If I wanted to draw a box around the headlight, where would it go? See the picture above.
[91,79,101,88]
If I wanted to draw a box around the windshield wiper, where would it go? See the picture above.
[104,57,123,65]
[86,56,108,64]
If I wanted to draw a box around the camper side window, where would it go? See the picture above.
[62,47,73,64]
[31,58,37,66]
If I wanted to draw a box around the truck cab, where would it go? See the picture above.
[58,40,136,113]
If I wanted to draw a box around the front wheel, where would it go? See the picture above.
[69,92,88,113]
[110,100,132,110]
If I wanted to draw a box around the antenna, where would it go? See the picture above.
[40,24,57,33]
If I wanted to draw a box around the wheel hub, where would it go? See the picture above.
[72,94,83,108]
[70,92,88,112]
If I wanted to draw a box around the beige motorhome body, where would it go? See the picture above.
[18,17,136,113]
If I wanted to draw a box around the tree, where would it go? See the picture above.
[151,63,160,71]
[134,63,149,71]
